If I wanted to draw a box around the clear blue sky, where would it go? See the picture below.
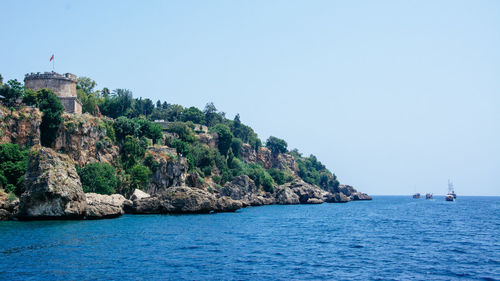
[1,0,499,195]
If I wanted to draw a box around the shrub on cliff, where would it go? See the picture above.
[181,106,205,124]
[77,163,117,195]
[295,154,339,192]
[121,136,147,169]
[166,121,196,142]
[268,168,293,185]
[38,89,64,147]
[231,138,243,158]
[128,164,151,191]
[265,136,288,155]
[0,143,28,196]
[213,124,233,156]
[0,79,24,107]
[242,163,274,193]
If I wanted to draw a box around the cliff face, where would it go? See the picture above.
[18,145,88,219]
[0,106,118,167]
[240,144,297,172]
[0,105,41,147]
[144,146,188,195]
[53,113,119,166]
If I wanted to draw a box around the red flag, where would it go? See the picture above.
[49,54,54,62]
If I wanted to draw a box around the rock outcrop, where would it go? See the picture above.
[54,113,119,166]
[219,175,274,206]
[144,146,188,194]
[338,184,372,201]
[240,144,297,173]
[126,186,242,214]
[129,189,150,201]
[186,172,204,188]
[17,146,87,220]
[0,191,19,220]
[324,192,350,203]
[276,180,327,204]
[85,193,130,219]
[0,105,41,147]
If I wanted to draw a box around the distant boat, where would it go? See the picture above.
[446,180,456,201]
[425,193,433,199]
[412,193,421,199]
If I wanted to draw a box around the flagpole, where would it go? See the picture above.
[52,56,55,71]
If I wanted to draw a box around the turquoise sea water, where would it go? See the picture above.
[0,196,499,280]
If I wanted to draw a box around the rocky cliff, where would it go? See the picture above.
[240,144,297,172]
[54,113,119,166]
[18,145,88,220]
[0,105,41,147]
[144,146,188,194]
[0,106,119,167]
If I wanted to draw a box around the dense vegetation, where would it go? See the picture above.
[0,143,28,196]
[77,163,117,195]
[0,75,339,197]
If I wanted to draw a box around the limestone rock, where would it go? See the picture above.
[257,147,273,169]
[275,186,300,204]
[186,172,204,188]
[85,193,130,219]
[0,192,19,220]
[351,192,372,200]
[338,184,372,201]
[145,146,188,195]
[18,146,87,220]
[0,105,41,147]
[240,143,257,163]
[127,186,241,214]
[285,180,326,204]
[129,189,150,201]
[54,113,119,166]
[324,192,350,203]
[219,175,273,206]
[196,132,218,149]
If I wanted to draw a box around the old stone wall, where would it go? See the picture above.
[24,75,77,98]
[60,97,82,114]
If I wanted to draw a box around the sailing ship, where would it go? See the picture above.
[446,180,456,201]
[412,193,421,199]
[425,193,433,199]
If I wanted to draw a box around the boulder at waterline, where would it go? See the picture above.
[85,193,130,219]
[219,175,274,207]
[126,185,242,214]
[17,146,87,220]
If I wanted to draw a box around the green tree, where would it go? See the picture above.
[128,164,151,190]
[38,89,64,147]
[0,79,23,107]
[182,106,205,124]
[242,163,274,192]
[231,138,243,158]
[77,77,97,95]
[99,88,133,118]
[166,122,196,142]
[77,163,117,195]
[265,136,288,155]
[114,116,140,142]
[213,124,233,156]
[0,143,29,196]
[121,135,147,169]
[203,102,224,127]
[135,118,162,143]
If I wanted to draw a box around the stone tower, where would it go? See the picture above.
[24,71,82,114]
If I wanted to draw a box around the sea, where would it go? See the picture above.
[0,196,499,281]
